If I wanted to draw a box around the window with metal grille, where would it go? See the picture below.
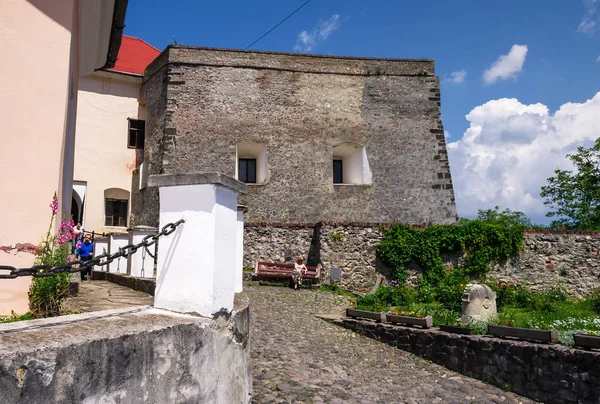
[333,160,343,184]
[238,158,257,183]
[128,119,145,149]
[105,198,128,227]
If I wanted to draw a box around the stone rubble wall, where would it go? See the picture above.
[488,232,600,297]
[243,224,318,270]
[244,223,600,296]
[339,318,600,404]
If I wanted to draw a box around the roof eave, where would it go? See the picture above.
[97,0,129,71]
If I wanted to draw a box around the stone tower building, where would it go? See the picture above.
[131,46,457,226]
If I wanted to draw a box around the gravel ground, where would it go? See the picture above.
[243,284,535,404]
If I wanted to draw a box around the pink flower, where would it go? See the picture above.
[49,193,59,216]
[67,256,73,262]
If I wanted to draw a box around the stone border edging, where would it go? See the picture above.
[333,317,600,404]
[91,271,156,296]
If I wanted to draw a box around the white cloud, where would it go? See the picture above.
[294,14,340,53]
[447,69,467,84]
[482,45,528,85]
[447,92,600,222]
[578,0,598,35]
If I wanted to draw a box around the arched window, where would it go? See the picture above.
[104,188,130,227]
[332,142,372,185]
[236,141,268,184]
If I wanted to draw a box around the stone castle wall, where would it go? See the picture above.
[244,223,600,296]
[133,46,457,227]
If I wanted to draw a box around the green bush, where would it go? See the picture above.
[28,193,74,319]
[433,270,469,312]
[486,280,569,313]
[588,288,600,314]
[416,284,436,303]
[377,221,523,286]
[355,284,416,311]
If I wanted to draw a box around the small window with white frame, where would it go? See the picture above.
[332,142,372,185]
[236,141,268,184]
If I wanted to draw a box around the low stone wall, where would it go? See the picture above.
[92,271,156,295]
[489,232,600,297]
[244,222,388,292]
[318,223,388,293]
[244,223,600,296]
[338,317,600,404]
[0,300,251,403]
[243,224,318,268]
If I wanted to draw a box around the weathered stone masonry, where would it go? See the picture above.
[244,223,600,296]
[131,46,457,227]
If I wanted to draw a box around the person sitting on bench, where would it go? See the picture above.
[292,256,307,290]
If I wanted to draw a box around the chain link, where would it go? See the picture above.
[0,220,184,279]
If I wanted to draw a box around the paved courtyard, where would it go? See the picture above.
[64,280,153,312]
[243,285,535,404]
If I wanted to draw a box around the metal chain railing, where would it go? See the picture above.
[0,220,184,279]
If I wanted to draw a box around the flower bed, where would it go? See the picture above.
[386,312,433,329]
[439,324,474,335]
[487,323,558,344]
[573,331,600,349]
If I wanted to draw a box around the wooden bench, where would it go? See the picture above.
[254,261,319,283]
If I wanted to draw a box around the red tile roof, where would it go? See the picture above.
[107,36,160,76]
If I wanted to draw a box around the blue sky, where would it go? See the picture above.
[124,0,600,223]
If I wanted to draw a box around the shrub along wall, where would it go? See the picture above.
[338,317,600,404]
[244,223,600,296]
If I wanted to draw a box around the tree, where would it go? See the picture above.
[540,138,600,230]
[473,206,533,229]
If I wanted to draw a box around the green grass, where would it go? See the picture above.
[354,283,600,346]
[319,284,358,298]
[0,311,32,323]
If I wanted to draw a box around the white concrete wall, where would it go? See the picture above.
[235,210,244,293]
[108,233,129,273]
[73,73,142,234]
[155,184,239,317]
[212,187,238,311]
[128,228,157,278]
[93,238,109,271]
[0,0,75,246]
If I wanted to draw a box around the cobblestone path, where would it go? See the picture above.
[244,285,535,404]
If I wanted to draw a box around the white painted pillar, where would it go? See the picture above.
[235,205,247,293]
[93,237,108,272]
[108,233,128,273]
[149,173,247,317]
[127,226,158,278]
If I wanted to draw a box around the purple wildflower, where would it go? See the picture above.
[49,193,59,216]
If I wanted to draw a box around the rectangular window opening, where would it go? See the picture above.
[105,198,128,227]
[128,119,145,149]
[238,158,257,183]
[333,160,343,184]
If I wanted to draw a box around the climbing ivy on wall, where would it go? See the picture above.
[377,221,524,285]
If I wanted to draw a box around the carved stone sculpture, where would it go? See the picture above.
[461,284,497,322]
